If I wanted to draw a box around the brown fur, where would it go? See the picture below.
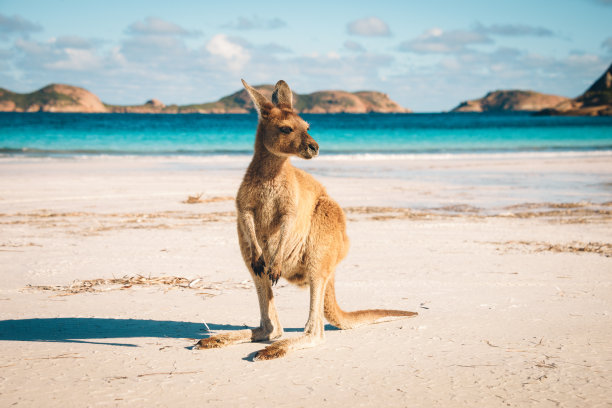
[194,79,416,360]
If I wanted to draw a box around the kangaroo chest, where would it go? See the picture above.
[246,178,293,232]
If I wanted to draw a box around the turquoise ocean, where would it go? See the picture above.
[1,112,611,157]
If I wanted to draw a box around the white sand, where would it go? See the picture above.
[0,155,611,407]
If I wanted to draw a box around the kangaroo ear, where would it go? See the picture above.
[241,79,272,117]
[271,80,292,109]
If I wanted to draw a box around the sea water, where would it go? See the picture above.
[1,112,611,156]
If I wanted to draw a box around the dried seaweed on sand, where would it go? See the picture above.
[24,275,253,295]
[183,194,234,204]
[488,241,612,257]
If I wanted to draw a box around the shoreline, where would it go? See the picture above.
[2,153,609,210]
[2,148,612,160]
[0,146,612,162]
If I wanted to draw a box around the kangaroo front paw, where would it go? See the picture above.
[251,255,265,276]
[265,265,281,285]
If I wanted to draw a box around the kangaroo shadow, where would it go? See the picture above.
[0,318,337,347]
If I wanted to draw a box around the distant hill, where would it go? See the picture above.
[451,90,569,112]
[0,83,411,114]
[537,63,612,116]
[0,84,106,113]
[176,86,411,114]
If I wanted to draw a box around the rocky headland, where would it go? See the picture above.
[536,63,612,116]
[451,90,569,113]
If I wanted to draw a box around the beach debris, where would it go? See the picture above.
[104,376,128,382]
[484,340,501,348]
[434,204,482,213]
[419,301,430,310]
[184,193,204,204]
[23,275,254,295]
[535,360,557,369]
[0,241,42,252]
[342,201,612,222]
[137,370,203,378]
[188,278,202,288]
[2,201,609,237]
[0,241,41,248]
[486,240,612,257]
[25,353,84,360]
[183,194,234,204]
[0,210,237,235]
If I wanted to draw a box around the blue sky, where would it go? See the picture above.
[1,0,611,111]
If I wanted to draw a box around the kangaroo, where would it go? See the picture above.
[195,79,417,360]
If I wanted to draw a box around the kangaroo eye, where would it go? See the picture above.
[279,126,293,134]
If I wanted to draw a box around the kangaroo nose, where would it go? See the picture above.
[308,143,319,155]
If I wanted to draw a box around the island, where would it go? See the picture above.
[0,84,410,114]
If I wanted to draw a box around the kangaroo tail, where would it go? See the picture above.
[323,277,417,330]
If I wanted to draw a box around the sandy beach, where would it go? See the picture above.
[1,154,611,407]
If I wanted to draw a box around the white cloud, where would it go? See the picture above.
[14,37,103,72]
[108,46,127,66]
[0,13,42,40]
[399,28,492,54]
[126,17,200,37]
[52,35,96,49]
[473,22,554,37]
[120,35,188,63]
[564,52,604,68]
[347,17,390,37]
[205,34,250,72]
[45,48,101,70]
[223,16,286,30]
[117,17,202,68]
[256,43,291,54]
[344,40,365,52]
[279,52,394,91]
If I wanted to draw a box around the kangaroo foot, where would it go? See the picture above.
[195,326,284,350]
[254,339,290,361]
[194,333,233,349]
[253,333,324,361]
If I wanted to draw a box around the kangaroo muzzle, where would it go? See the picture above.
[303,138,319,159]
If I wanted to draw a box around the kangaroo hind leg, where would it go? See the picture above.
[195,273,283,349]
[254,272,329,360]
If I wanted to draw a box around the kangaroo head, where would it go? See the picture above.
[242,79,319,160]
